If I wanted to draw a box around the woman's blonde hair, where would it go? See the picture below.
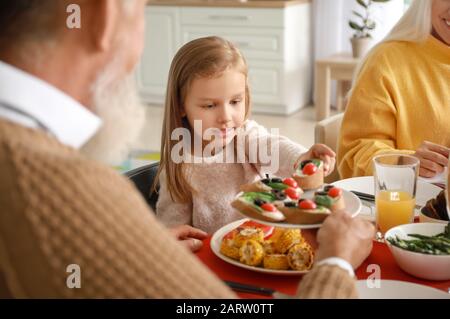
[351,0,433,87]
[153,36,251,203]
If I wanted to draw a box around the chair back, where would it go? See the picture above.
[314,113,344,183]
[125,162,160,211]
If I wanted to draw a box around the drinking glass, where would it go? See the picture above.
[373,154,419,240]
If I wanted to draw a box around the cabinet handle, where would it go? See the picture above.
[234,41,250,48]
[208,15,250,21]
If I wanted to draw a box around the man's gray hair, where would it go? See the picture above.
[0,1,59,43]
[0,0,137,52]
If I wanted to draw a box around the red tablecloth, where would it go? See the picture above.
[195,229,450,298]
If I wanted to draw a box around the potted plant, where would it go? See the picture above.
[349,0,391,58]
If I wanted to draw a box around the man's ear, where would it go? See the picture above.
[89,0,120,52]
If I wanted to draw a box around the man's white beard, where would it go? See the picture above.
[81,63,145,166]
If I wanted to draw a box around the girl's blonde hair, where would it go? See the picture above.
[153,36,251,203]
[351,0,433,87]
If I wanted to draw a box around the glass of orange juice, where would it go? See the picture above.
[373,154,419,240]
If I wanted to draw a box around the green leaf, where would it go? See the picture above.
[242,192,276,203]
[349,21,364,31]
[267,182,288,190]
[444,222,450,239]
[311,159,322,167]
[315,195,334,208]
[356,0,368,8]
[372,0,391,2]
[352,10,365,20]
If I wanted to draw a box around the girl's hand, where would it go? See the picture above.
[295,144,336,176]
[413,141,449,178]
[169,225,208,252]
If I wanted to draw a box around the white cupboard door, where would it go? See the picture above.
[248,60,283,105]
[137,7,180,103]
[181,26,284,61]
[180,7,284,28]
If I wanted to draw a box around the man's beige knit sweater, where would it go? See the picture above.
[0,119,357,298]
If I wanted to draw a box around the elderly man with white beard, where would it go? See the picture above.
[0,0,374,298]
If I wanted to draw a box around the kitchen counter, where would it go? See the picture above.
[147,0,310,9]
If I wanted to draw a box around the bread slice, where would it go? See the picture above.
[278,205,330,224]
[293,160,324,190]
[314,192,345,212]
[231,195,285,223]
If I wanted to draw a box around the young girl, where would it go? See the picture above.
[154,36,336,234]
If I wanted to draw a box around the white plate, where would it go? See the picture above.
[234,189,361,229]
[332,176,442,222]
[356,280,450,299]
[211,219,309,275]
[418,167,447,185]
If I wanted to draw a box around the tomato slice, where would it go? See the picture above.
[302,163,317,175]
[284,187,300,200]
[223,229,238,240]
[282,178,298,188]
[261,203,277,212]
[299,199,317,210]
[328,187,342,198]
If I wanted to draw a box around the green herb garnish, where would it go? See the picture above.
[315,195,334,207]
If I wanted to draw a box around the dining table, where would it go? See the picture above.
[195,228,450,298]
[195,177,450,299]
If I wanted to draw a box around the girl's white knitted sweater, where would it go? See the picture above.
[156,120,307,234]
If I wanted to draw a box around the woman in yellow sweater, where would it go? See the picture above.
[338,0,450,179]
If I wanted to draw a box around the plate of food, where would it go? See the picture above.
[231,160,361,229]
[211,219,314,275]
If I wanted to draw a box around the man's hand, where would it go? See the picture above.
[316,210,375,269]
[413,141,449,178]
[169,225,208,252]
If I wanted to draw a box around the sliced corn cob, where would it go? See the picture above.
[262,240,277,255]
[220,239,240,260]
[287,243,314,271]
[239,240,264,266]
[234,227,264,247]
[263,254,290,270]
[268,228,285,245]
[275,229,304,254]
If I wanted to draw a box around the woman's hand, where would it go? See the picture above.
[295,144,336,176]
[169,225,208,252]
[413,141,449,178]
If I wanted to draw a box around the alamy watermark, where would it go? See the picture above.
[66,264,81,289]
[66,4,81,29]
[366,264,381,288]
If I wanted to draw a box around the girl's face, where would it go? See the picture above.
[183,68,247,146]
[432,0,450,45]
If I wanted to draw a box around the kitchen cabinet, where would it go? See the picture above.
[138,2,312,114]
